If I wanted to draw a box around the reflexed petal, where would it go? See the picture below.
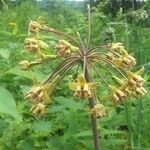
[68,82,77,91]
[84,84,89,91]
[112,93,119,102]
[87,82,100,90]
[77,74,86,86]
[135,67,144,75]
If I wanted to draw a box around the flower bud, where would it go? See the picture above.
[25,86,43,102]
[41,54,57,60]
[38,40,49,49]
[55,40,78,57]
[133,87,147,97]
[28,20,41,33]
[55,41,70,56]
[24,38,49,53]
[19,60,30,70]
[75,87,92,99]
[127,71,145,88]
[121,54,136,69]
[30,103,45,116]
[106,52,115,60]
[93,103,106,118]
[108,85,127,104]
[24,38,39,53]
[25,45,39,53]
[24,38,38,45]
[108,43,127,55]
[112,76,124,85]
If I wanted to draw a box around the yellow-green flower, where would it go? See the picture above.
[28,20,41,33]
[30,103,45,116]
[55,40,79,56]
[106,52,115,60]
[108,85,127,104]
[108,43,127,55]
[24,38,39,53]
[127,67,145,88]
[25,85,51,103]
[133,87,147,97]
[91,103,106,118]
[121,54,136,68]
[19,60,30,70]
[69,74,100,99]
[113,54,136,69]
[24,38,49,53]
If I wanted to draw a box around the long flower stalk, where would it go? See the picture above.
[85,65,100,150]
[85,5,100,150]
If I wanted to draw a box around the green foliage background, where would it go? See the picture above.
[0,0,149,149]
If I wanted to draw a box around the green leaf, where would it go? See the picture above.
[73,130,92,138]
[6,66,34,79]
[102,139,127,145]
[0,86,22,121]
[101,129,126,135]
[0,48,11,60]
[5,66,46,81]
[48,105,65,113]
[54,96,84,110]
[0,119,8,133]
[32,120,52,137]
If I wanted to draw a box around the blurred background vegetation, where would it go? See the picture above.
[0,0,149,150]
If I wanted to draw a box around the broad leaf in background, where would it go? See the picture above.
[6,66,47,81]
[0,48,11,60]
[0,86,22,121]
[6,66,34,80]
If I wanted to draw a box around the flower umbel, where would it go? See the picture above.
[20,6,146,150]
[21,17,146,117]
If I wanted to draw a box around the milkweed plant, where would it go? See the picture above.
[19,5,146,150]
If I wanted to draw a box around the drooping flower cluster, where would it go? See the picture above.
[19,19,146,118]
[127,68,146,97]
[25,84,50,116]
[108,67,146,104]
[24,38,49,53]
[106,43,136,70]
[24,76,59,116]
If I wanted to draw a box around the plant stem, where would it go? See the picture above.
[137,99,142,149]
[85,65,100,150]
[87,4,91,50]
[85,4,100,150]
[125,99,134,149]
